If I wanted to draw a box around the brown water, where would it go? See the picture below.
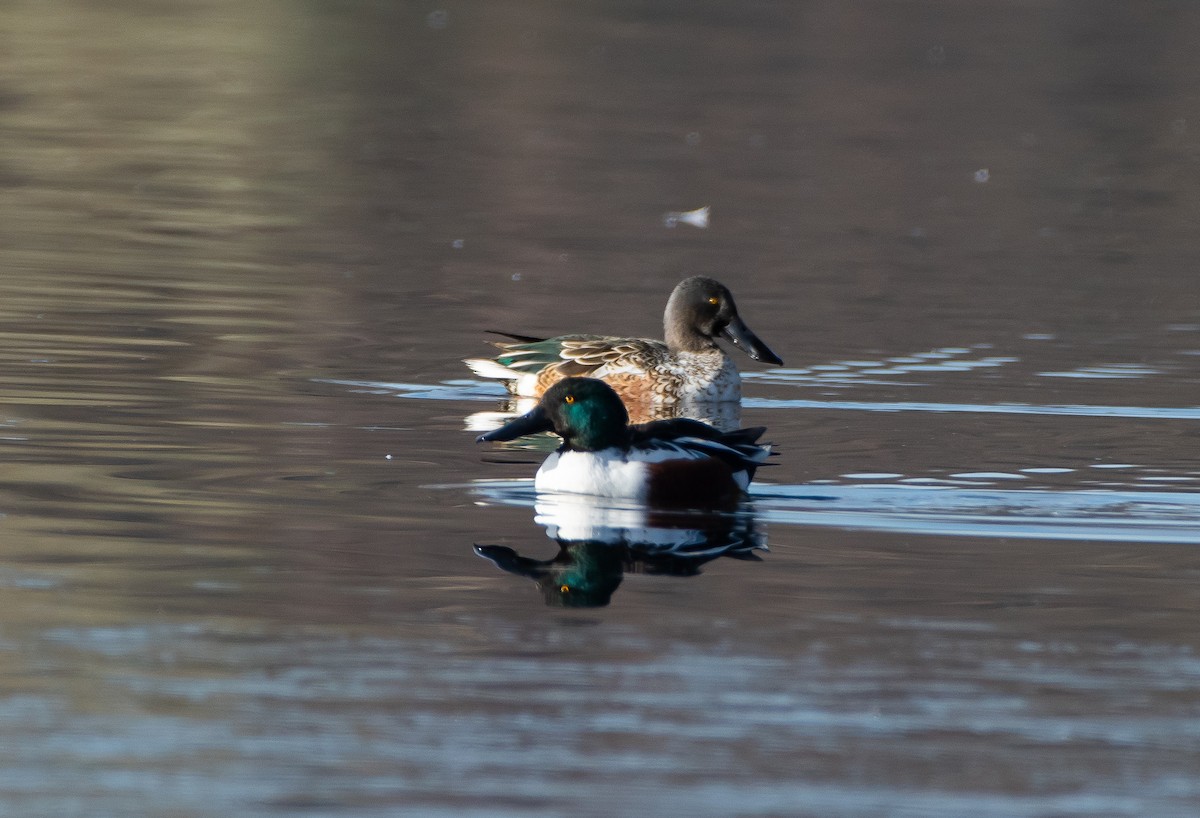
[3,2,1200,816]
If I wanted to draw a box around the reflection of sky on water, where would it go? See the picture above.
[470,477,1200,547]
[754,484,1200,545]
[744,346,1018,386]
[743,397,1200,420]
[332,367,1200,425]
[31,614,1200,817]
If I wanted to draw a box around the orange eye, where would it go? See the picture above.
[560,585,570,593]
[564,395,575,404]
[708,296,720,305]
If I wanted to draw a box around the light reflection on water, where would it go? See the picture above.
[746,397,1200,420]
[468,476,1200,545]
[757,484,1200,544]
[17,607,1200,817]
[349,374,1200,421]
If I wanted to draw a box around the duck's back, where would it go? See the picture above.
[467,333,737,404]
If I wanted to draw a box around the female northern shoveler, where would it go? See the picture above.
[464,276,783,405]
[476,377,772,507]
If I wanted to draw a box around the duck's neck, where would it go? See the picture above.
[664,305,716,353]
[563,425,629,453]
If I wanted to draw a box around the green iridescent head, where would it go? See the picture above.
[477,377,630,451]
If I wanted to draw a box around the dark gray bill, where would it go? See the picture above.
[720,315,783,365]
[476,405,553,443]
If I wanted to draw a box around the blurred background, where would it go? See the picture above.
[2,2,1200,816]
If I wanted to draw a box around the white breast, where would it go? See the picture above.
[534,442,737,500]
[534,449,651,500]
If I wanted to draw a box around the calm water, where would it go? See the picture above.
[3,2,1200,816]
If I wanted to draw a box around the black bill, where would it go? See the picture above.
[720,315,783,365]
[476,405,554,443]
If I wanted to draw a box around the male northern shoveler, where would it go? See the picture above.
[464,276,783,406]
[476,377,772,507]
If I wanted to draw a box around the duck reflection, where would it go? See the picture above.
[475,494,766,607]
[465,394,742,438]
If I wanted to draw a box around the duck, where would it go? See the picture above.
[476,377,772,507]
[464,276,783,406]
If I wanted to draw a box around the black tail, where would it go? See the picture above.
[485,330,546,344]
[720,426,766,446]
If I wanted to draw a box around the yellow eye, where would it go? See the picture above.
[708,296,720,305]
[564,394,575,404]
[560,585,570,593]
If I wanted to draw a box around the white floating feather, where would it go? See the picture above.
[662,205,710,229]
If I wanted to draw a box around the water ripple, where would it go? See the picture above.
[330,378,1200,422]
[462,479,1200,545]
[754,484,1200,544]
[743,397,1200,420]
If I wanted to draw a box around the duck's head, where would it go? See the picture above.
[474,542,624,608]
[477,377,630,451]
[664,276,783,365]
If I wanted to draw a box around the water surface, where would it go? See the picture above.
[2,1,1200,816]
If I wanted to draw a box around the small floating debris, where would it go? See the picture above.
[663,205,709,229]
